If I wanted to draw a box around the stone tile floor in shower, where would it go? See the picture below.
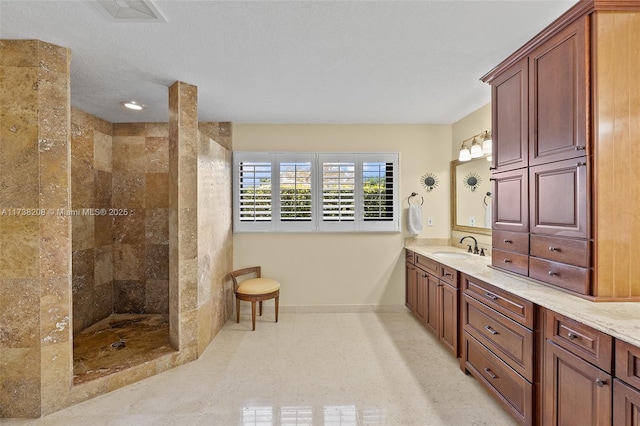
[73,314,175,384]
[7,312,516,425]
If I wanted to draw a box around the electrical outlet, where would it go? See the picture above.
[427,217,434,226]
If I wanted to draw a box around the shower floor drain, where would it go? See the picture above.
[111,341,126,349]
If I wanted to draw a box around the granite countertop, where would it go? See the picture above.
[405,244,640,348]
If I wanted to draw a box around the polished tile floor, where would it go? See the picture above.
[6,312,516,425]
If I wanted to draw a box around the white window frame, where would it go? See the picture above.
[233,152,399,233]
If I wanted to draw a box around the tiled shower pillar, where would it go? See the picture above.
[168,81,198,359]
[0,40,72,417]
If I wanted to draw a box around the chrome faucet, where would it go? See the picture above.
[460,236,479,255]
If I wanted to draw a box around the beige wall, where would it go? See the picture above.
[450,102,492,252]
[233,124,451,308]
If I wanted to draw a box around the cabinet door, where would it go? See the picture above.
[543,341,612,426]
[529,18,588,166]
[530,158,589,238]
[492,168,529,233]
[425,274,439,336]
[438,282,458,356]
[415,269,428,324]
[405,262,417,313]
[492,57,529,172]
[614,379,640,426]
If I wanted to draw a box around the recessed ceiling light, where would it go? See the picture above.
[121,101,144,111]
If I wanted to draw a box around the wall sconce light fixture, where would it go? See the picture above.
[458,130,492,162]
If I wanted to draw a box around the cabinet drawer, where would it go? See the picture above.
[492,248,529,276]
[530,234,589,267]
[529,257,590,295]
[440,265,458,288]
[463,294,534,382]
[464,334,533,425]
[615,339,640,390]
[406,249,415,265]
[492,230,529,255]
[545,309,613,373]
[416,254,439,276]
[462,274,534,328]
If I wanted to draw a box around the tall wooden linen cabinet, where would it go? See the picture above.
[483,1,640,301]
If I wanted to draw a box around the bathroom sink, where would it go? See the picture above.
[431,251,472,258]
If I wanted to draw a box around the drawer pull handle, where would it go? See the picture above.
[577,161,587,167]
[503,259,512,264]
[422,274,428,278]
[575,146,584,151]
[567,332,579,340]
[549,246,560,252]
[484,325,498,335]
[484,292,498,300]
[548,271,558,276]
[503,239,512,243]
[483,368,497,379]
[444,272,453,277]
[595,378,607,387]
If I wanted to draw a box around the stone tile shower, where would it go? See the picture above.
[70,113,174,383]
[0,40,234,418]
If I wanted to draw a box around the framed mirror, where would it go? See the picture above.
[450,157,492,236]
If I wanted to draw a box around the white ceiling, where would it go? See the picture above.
[0,0,577,124]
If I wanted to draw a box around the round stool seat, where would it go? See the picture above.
[237,278,280,295]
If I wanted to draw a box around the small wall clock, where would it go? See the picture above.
[420,173,439,192]
[463,172,482,192]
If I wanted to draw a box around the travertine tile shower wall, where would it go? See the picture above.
[70,108,114,333]
[0,40,72,418]
[70,115,170,333]
[111,122,169,317]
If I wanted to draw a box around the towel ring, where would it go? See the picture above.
[408,192,424,206]
[483,191,491,206]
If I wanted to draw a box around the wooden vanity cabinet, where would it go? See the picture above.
[484,1,640,300]
[528,17,589,167]
[461,274,535,425]
[613,380,640,426]
[404,250,460,357]
[541,308,613,426]
[491,57,528,173]
[405,250,417,313]
[614,340,640,425]
[491,168,529,234]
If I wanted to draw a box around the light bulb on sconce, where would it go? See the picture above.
[458,143,472,161]
[470,137,483,158]
[481,131,492,155]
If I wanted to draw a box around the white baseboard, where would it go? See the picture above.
[236,303,408,314]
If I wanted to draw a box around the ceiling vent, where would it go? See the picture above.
[96,0,166,22]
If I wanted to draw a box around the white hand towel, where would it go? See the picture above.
[407,204,423,235]
[484,203,492,228]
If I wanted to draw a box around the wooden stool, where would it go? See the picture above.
[230,266,280,331]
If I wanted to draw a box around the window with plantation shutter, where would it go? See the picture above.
[238,162,272,221]
[233,152,398,233]
[322,161,355,222]
[363,161,394,221]
[278,156,313,229]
